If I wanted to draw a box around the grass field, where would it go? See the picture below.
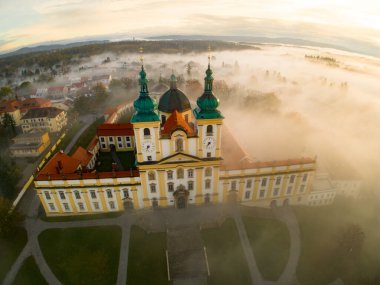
[39,226,121,285]
[41,211,122,222]
[242,216,290,280]
[0,228,27,282]
[12,256,48,285]
[95,151,135,172]
[201,219,251,285]
[295,195,380,285]
[127,226,169,285]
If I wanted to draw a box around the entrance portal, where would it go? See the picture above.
[177,196,187,209]
[174,184,189,209]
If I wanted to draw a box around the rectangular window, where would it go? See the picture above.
[107,190,113,198]
[246,179,252,188]
[188,181,194,190]
[90,191,96,199]
[93,202,99,210]
[59,191,66,200]
[63,203,69,211]
[261,178,267,187]
[245,191,251,199]
[273,188,280,196]
[167,171,173,180]
[78,202,84,211]
[205,180,211,189]
[276,177,281,185]
[109,137,113,142]
[126,142,132,148]
[101,144,106,148]
[45,192,51,200]
[125,136,131,142]
[259,189,265,198]
[109,201,115,209]
[168,183,174,192]
[231,181,237,191]
[302,174,308,182]
[74,191,81,199]
[147,156,152,161]
[289,175,295,183]
[188,169,194,178]
[48,203,55,211]
[118,143,123,148]
[117,136,122,142]
[299,185,305,193]
[207,152,211,158]
[100,137,105,142]
[286,186,292,195]
[150,184,156,193]
[123,190,129,199]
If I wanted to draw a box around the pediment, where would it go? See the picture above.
[158,152,202,164]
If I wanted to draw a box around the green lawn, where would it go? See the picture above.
[127,226,169,285]
[295,195,380,285]
[39,226,121,285]
[0,228,27,282]
[95,151,136,172]
[69,117,105,155]
[201,219,251,285]
[12,256,48,285]
[242,216,290,281]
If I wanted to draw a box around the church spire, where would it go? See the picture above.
[170,73,177,89]
[193,47,223,120]
[131,48,160,123]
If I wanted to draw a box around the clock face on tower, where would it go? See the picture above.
[142,140,155,153]
[203,137,216,150]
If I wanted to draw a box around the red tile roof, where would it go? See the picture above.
[162,110,195,136]
[72,146,93,167]
[48,86,66,92]
[97,123,134,136]
[21,107,64,119]
[0,100,20,113]
[20,98,51,113]
[221,125,316,171]
[38,151,81,176]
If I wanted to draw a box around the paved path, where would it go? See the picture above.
[234,211,264,285]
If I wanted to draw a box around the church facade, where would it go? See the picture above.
[34,61,317,216]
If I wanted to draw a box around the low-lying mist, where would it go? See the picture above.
[59,45,380,184]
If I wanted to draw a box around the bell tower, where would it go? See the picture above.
[131,49,161,163]
[193,48,224,159]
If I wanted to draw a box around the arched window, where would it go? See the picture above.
[122,189,129,199]
[143,128,150,137]
[177,168,184,179]
[206,125,213,136]
[205,167,212,177]
[176,138,183,152]
[148,171,155,181]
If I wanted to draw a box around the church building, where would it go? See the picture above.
[34,57,317,216]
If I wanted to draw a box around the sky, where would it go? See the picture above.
[0,0,379,53]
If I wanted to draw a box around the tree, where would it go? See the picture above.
[0,86,12,98]
[0,156,21,199]
[92,83,108,104]
[337,224,365,257]
[2,113,16,134]
[0,198,24,238]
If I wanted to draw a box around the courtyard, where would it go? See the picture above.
[2,195,380,285]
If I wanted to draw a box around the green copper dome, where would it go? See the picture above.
[194,64,224,120]
[131,66,160,123]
